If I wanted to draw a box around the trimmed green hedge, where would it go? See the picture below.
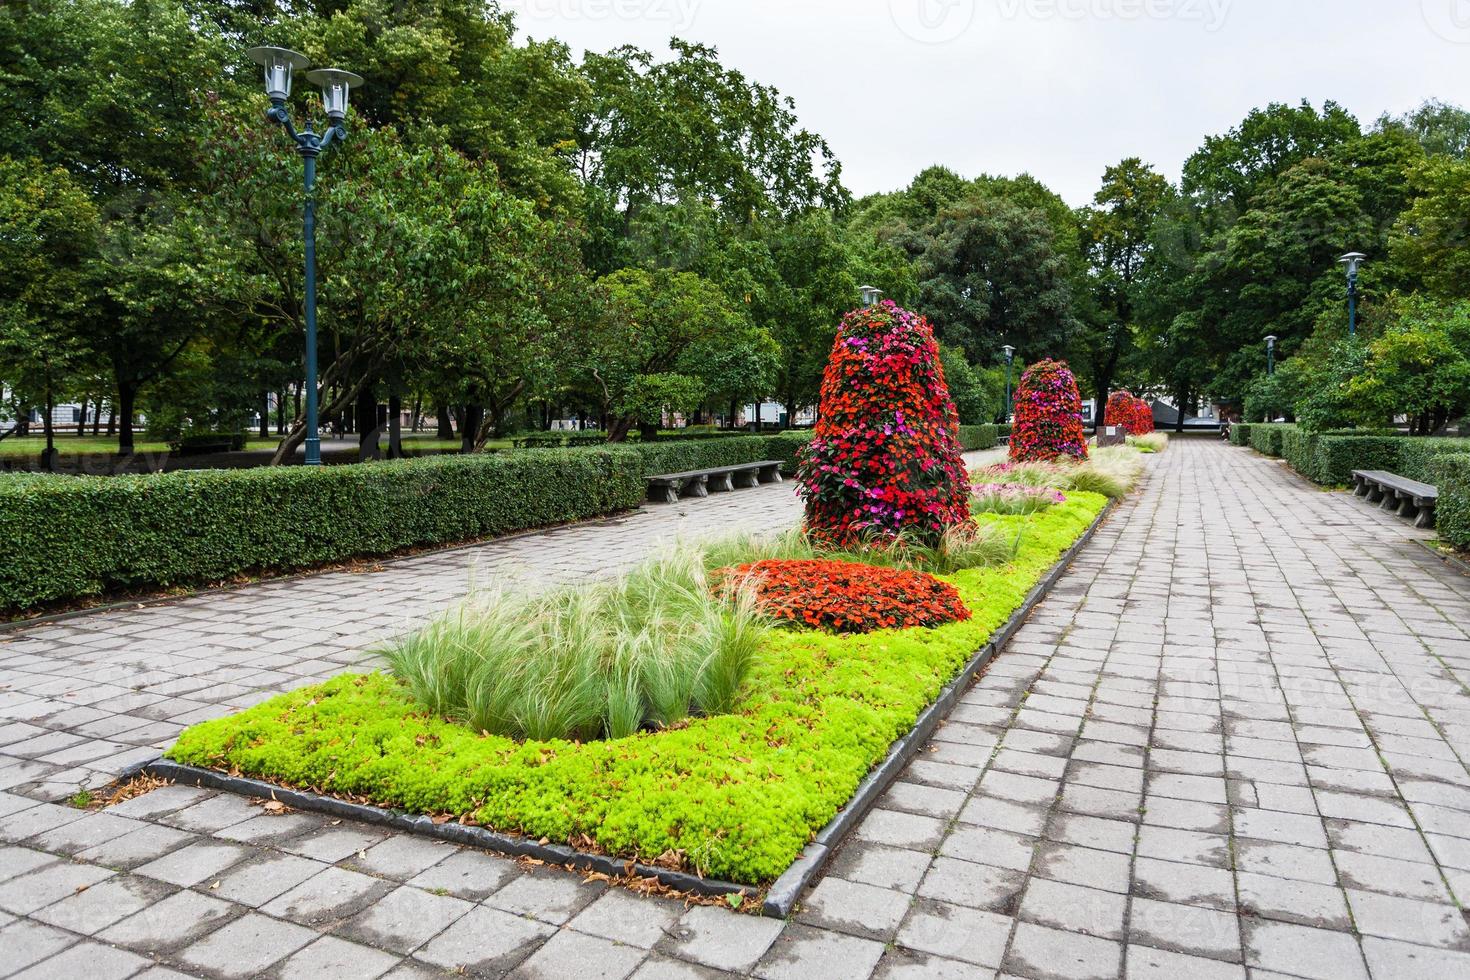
[1229,423,1253,447]
[579,432,813,477]
[1398,438,1470,483]
[958,424,1000,452]
[1249,424,1291,457]
[1432,455,1470,548]
[0,450,647,614]
[1311,435,1405,487]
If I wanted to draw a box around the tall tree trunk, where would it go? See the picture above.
[387,392,403,459]
[460,405,483,453]
[76,398,87,437]
[728,398,738,429]
[260,391,270,439]
[117,382,138,455]
[41,382,56,471]
[410,396,422,434]
[436,406,454,440]
[92,405,102,436]
[357,387,381,462]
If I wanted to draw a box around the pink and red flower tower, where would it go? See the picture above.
[1009,359,1089,462]
[796,301,972,545]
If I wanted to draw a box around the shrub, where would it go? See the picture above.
[1432,454,1470,548]
[971,483,1066,515]
[796,302,972,545]
[975,445,1144,500]
[0,450,646,614]
[383,548,765,741]
[1398,438,1470,483]
[720,559,970,634]
[1310,434,1405,486]
[1249,423,1290,457]
[1010,359,1088,462]
[958,424,1000,452]
[569,433,813,477]
[1229,423,1253,447]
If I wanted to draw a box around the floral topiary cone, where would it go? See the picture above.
[1010,359,1089,462]
[796,301,972,545]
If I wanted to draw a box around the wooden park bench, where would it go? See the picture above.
[646,460,784,504]
[1352,470,1439,529]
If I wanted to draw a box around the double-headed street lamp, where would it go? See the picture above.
[246,46,363,466]
[859,285,884,307]
[1002,345,1016,422]
[1265,335,1278,376]
[1339,252,1366,339]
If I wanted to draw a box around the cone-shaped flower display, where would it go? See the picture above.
[1105,390,1155,435]
[1009,359,1089,462]
[796,301,972,545]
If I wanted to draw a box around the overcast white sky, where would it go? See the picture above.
[504,0,1470,205]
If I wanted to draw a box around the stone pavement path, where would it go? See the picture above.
[3,439,1470,979]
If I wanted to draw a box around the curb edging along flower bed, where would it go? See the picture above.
[131,497,1117,918]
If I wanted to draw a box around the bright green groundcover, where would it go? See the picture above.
[167,493,1107,885]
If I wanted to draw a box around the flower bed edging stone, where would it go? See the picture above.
[131,499,1117,918]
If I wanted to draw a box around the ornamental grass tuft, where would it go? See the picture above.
[383,548,765,741]
[970,482,1066,516]
[973,445,1146,500]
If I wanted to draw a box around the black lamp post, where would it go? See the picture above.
[246,46,363,466]
[1002,345,1016,422]
[1339,252,1366,339]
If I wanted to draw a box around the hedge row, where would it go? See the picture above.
[958,424,1001,452]
[1228,423,1252,447]
[1431,455,1470,548]
[1241,424,1470,487]
[0,433,833,614]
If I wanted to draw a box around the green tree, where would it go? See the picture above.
[1343,295,1470,434]
[1391,156,1470,300]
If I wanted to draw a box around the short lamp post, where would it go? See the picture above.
[1339,252,1366,339]
[1002,345,1016,422]
[1266,335,1278,376]
[859,285,884,307]
[246,46,363,466]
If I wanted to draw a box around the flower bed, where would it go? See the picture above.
[165,492,1108,887]
[1010,359,1088,462]
[971,482,1067,515]
[722,559,971,633]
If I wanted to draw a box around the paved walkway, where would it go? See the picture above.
[2,440,1469,979]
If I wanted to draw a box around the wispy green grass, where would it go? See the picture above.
[382,548,765,741]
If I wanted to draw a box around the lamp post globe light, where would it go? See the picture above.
[245,46,363,466]
[1339,252,1367,339]
[859,285,884,307]
[1002,345,1016,423]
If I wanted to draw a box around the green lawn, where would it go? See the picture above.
[166,492,1108,887]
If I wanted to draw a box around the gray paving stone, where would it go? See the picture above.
[917,857,1024,913]
[0,860,115,915]
[509,927,647,980]
[658,904,784,973]
[1360,936,1470,979]
[30,873,174,935]
[753,922,885,980]
[339,883,474,953]
[486,868,602,925]
[894,898,1012,968]
[1333,850,1452,902]
[261,864,393,923]
[97,887,238,952]
[414,904,554,975]
[1345,888,1470,950]
[179,911,318,979]
[9,939,152,980]
[406,847,518,901]
[938,824,1037,872]
[1244,919,1368,980]
[135,839,251,887]
[0,917,78,974]
[1004,920,1122,980]
[1131,856,1234,910]
[213,851,325,907]
[827,842,931,893]
[1236,870,1351,929]
[1128,896,1240,961]
[796,875,908,941]
[1033,841,1131,894]
[348,835,454,880]
[275,935,404,980]
[74,822,197,868]
[1017,876,1126,940]
[279,823,388,863]
[569,888,682,949]
[1123,946,1244,980]
[627,953,731,980]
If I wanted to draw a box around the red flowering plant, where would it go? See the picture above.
[1009,359,1088,463]
[795,302,973,546]
[1105,390,1155,435]
[718,559,971,634]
